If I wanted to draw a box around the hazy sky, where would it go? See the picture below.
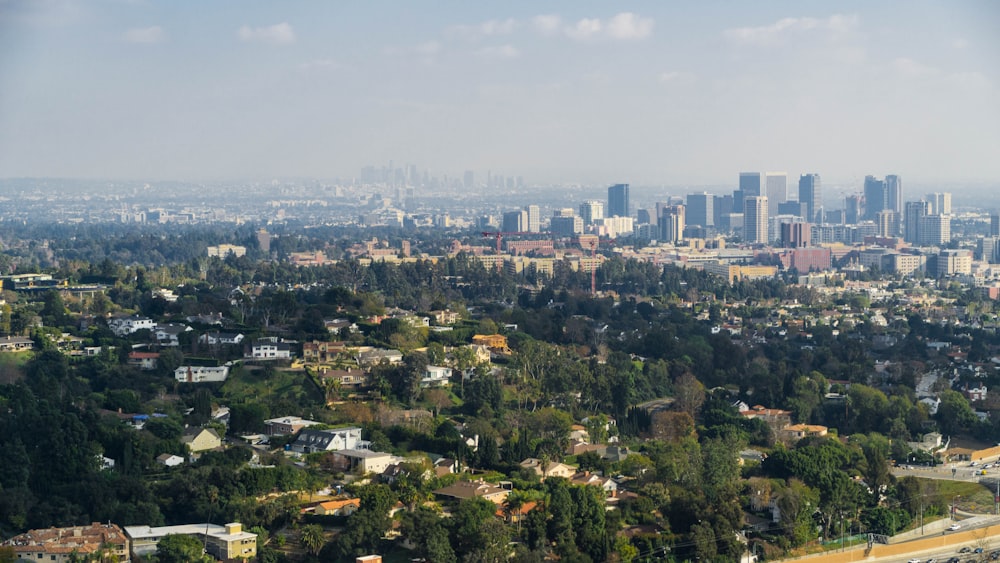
[1,1,998,187]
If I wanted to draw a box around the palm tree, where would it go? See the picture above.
[299,524,325,556]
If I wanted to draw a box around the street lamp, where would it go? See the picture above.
[953,495,961,520]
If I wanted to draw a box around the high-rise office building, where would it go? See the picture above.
[524,205,540,233]
[780,221,811,248]
[714,195,734,229]
[607,184,630,217]
[927,192,952,216]
[919,214,951,246]
[550,215,583,236]
[660,205,685,244]
[463,170,475,189]
[686,193,714,228]
[637,209,654,225]
[885,175,903,214]
[744,196,769,244]
[765,172,787,216]
[579,201,604,225]
[798,174,822,223]
[845,195,862,224]
[502,210,527,233]
[904,201,930,244]
[992,214,1000,237]
[876,210,899,238]
[864,176,887,220]
[740,172,762,197]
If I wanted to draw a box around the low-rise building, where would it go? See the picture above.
[3,523,130,562]
[108,315,155,337]
[174,365,230,383]
[181,427,223,453]
[264,416,322,436]
[433,480,510,504]
[125,522,256,561]
[291,427,364,454]
[250,338,292,360]
[128,351,160,370]
[421,365,452,387]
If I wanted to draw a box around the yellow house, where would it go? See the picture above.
[181,427,223,453]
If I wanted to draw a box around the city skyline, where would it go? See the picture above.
[1,1,998,185]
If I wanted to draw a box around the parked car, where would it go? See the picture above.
[950,524,963,531]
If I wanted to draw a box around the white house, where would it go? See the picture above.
[421,365,452,388]
[156,453,185,467]
[291,427,364,454]
[199,332,245,346]
[108,315,155,337]
[154,323,192,347]
[249,338,292,360]
[175,365,230,383]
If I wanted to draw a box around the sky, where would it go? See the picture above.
[1,1,998,188]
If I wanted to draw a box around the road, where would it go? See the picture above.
[893,463,1000,482]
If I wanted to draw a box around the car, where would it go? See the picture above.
[909,559,922,563]
[928,558,938,563]
[948,558,961,563]
[975,548,985,554]
[960,547,971,553]
[950,524,963,531]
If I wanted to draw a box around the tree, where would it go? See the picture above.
[673,372,705,417]
[154,534,213,563]
[299,524,325,556]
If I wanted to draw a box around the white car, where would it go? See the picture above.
[908,559,921,563]
[948,524,961,531]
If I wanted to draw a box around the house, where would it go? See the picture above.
[570,471,618,496]
[174,365,230,383]
[472,334,511,354]
[357,348,403,366]
[156,453,185,467]
[965,384,988,402]
[128,351,160,370]
[497,500,539,524]
[264,416,321,436]
[181,427,223,453]
[781,424,829,443]
[0,335,34,352]
[519,458,577,478]
[108,315,155,337]
[250,337,292,360]
[421,365,452,388]
[331,449,401,474]
[186,313,224,325]
[315,498,361,517]
[739,405,793,435]
[429,310,461,325]
[199,332,245,346]
[433,457,460,477]
[125,522,256,561]
[325,318,360,334]
[303,340,348,363]
[433,480,510,504]
[154,323,192,347]
[291,427,364,454]
[319,368,371,391]
[3,523,130,562]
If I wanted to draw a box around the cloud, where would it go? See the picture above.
[560,13,654,41]
[565,18,602,40]
[606,12,654,40]
[448,18,517,39]
[658,71,681,83]
[238,22,295,45]
[477,44,519,59]
[953,38,970,49]
[123,25,165,44]
[893,57,938,78]
[724,13,858,45]
[532,14,561,35]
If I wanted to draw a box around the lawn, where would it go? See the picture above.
[221,364,325,410]
[921,479,996,513]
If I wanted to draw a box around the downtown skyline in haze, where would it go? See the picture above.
[1,1,998,187]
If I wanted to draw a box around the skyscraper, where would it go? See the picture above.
[864,176,887,220]
[579,201,604,225]
[798,174,822,223]
[904,201,930,244]
[607,184,630,218]
[660,205,685,244]
[502,210,527,233]
[686,193,714,228]
[845,195,862,224]
[744,196,769,244]
[992,214,1000,237]
[739,172,762,197]
[524,205,540,233]
[885,175,903,214]
[765,172,787,216]
[927,192,952,216]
